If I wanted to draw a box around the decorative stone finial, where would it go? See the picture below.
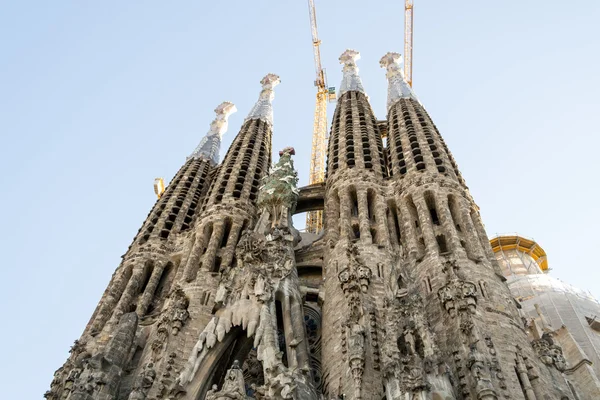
[379,52,418,109]
[189,101,237,164]
[279,146,295,156]
[245,73,281,126]
[339,49,365,95]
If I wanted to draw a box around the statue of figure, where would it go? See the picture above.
[338,268,351,284]
[403,326,416,356]
[256,147,299,230]
[170,288,190,335]
[205,360,247,400]
[205,384,219,400]
[461,282,478,314]
[357,265,372,293]
[550,345,567,372]
[348,324,365,354]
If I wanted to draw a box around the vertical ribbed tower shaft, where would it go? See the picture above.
[321,50,390,400]
[182,74,279,282]
[378,52,573,400]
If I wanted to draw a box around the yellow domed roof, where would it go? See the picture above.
[490,234,548,272]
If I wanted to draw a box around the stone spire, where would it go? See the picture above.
[245,73,281,126]
[189,101,237,165]
[339,49,366,95]
[379,52,418,110]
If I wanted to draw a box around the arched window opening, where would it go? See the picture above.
[352,224,360,240]
[370,228,377,243]
[202,223,214,255]
[139,261,154,295]
[275,300,288,367]
[349,187,359,217]
[424,192,440,226]
[213,256,222,273]
[303,303,323,393]
[447,195,461,231]
[390,201,402,244]
[436,235,449,254]
[367,190,376,223]
[221,218,232,248]
[406,196,420,233]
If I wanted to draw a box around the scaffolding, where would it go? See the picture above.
[490,234,600,377]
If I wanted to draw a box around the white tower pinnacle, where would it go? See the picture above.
[339,49,366,95]
[189,101,237,165]
[245,73,281,126]
[380,52,418,110]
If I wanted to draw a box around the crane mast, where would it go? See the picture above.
[404,0,414,87]
[306,0,333,234]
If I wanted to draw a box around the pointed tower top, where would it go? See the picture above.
[189,101,237,164]
[339,49,366,95]
[245,73,281,126]
[380,52,418,109]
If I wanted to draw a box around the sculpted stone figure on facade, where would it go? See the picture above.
[532,334,568,372]
[128,362,156,400]
[169,286,190,335]
[205,361,248,400]
[467,345,497,400]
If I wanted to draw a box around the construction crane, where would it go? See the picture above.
[404,0,414,87]
[306,0,335,234]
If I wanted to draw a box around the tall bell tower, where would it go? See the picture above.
[47,49,593,400]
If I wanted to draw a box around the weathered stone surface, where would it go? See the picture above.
[48,52,598,400]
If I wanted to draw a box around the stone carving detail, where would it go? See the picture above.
[532,334,568,372]
[44,46,596,400]
[45,340,91,399]
[151,317,169,356]
[338,245,371,318]
[466,345,498,400]
[178,149,317,399]
[336,244,373,399]
[484,336,507,391]
[438,279,478,317]
[303,303,323,392]
[205,361,247,400]
[454,341,500,399]
[453,351,470,398]
[68,313,138,400]
[257,146,300,227]
[128,362,156,400]
[243,349,265,397]
[156,352,179,397]
[380,288,444,398]
[369,312,381,371]
[169,286,190,336]
[148,287,189,362]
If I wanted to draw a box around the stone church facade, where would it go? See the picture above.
[46,50,598,400]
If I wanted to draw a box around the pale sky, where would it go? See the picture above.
[1,1,599,398]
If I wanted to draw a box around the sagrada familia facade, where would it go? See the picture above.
[46,50,600,399]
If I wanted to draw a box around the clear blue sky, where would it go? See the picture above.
[1,1,599,397]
